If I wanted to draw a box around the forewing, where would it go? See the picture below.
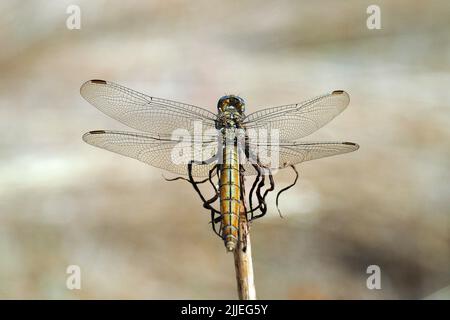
[243,90,350,141]
[80,80,218,136]
[83,130,219,177]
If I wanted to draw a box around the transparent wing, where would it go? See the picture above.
[80,80,218,136]
[241,141,359,175]
[243,90,350,141]
[83,130,219,177]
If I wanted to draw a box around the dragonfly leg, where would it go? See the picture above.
[243,144,275,221]
[184,161,221,214]
[163,163,220,214]
[205,164,220,206]
[248,164,262,220]
[239,164,248,219]
[252,173,267,220]
[238,166,249,252]
[164,161,224,240]
[209,165,222,238]
[261,168,275,206]
[163,175,208,184]
[275,165,299,217]
[250,165,275,221]
[210,210,222,238]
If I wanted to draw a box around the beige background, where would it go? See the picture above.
[0,0,449,299]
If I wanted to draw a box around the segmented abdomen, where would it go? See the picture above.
[219,132,240,251]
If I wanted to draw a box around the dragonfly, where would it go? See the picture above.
[81,80,359,251]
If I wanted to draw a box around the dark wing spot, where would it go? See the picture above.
[343,141,357,146]
[332,90,345,95]
[90,79,107,84]
[89,130,106,134]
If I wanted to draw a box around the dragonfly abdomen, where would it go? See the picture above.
[219,133,241,252]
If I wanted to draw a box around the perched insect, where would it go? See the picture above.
[81,80,359,251]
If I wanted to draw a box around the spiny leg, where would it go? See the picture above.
[239,164,248,219]
[163,175,209,184]
[164,158,224,240]
[165,161,220,214]
[206,164,224,238]
[249,165,275,221]
[210,209,222,237]
[261,169,275,203]
[252,172,267,220]
[204,164,220,208]
[186,162,221,213]
[244,143,275,221]
[248,163,262,220]
[253,163,274,220]
[275,165,299,217]
[246,164,275,220]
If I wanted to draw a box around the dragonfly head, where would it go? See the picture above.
[217,95,246,114]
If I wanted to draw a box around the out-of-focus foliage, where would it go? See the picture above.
[0,0,449,299]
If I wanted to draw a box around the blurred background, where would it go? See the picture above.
[0,0,449,299]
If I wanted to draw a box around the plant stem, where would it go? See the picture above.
[233,202,257,300]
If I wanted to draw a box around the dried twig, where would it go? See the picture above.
[233,191,257,300]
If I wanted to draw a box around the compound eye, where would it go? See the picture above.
[217,97,228,112]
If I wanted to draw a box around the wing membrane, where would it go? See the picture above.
[243,90,350,141]
[80,80,218,136]
[241,141,359,175]
[83,130,219,177]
